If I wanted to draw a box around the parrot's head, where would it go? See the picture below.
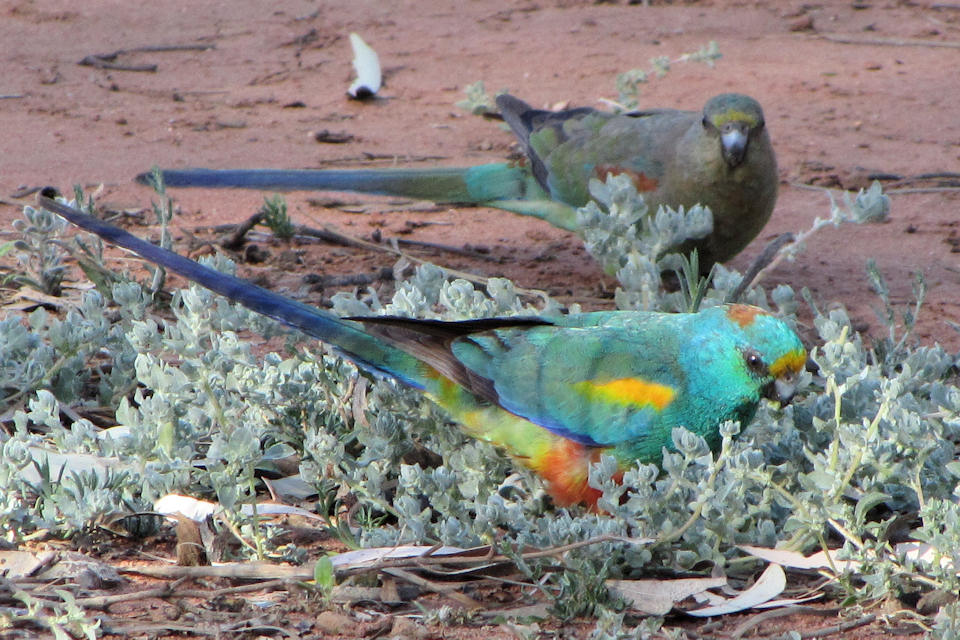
[701,93,767,169]
[723,304,806,405]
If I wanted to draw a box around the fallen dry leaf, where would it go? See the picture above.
[686,564,787,617]
[607,576,727,615]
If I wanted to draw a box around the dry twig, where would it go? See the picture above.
[817,33,960,48]
[78,43,216,72]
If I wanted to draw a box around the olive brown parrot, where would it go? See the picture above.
[141,93,778,270]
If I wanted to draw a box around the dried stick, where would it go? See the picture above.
[818,33,960,48]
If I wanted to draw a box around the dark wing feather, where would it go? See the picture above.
[346,315,554,406]
[496,94,595,191]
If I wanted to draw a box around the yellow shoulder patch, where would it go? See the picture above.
[573,377,675,411]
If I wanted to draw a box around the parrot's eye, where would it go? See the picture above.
[743,349,767,375]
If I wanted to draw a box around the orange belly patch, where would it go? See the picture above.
[530,439,623,508]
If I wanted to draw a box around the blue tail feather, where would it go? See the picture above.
[40,196,428,389]
[138,164,533,205]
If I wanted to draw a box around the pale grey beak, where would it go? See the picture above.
[721,127,749,167]
[772,377,796,404]
[763,373,797,405]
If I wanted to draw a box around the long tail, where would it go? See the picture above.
[40,195,609,506]
[139,165,527,204]
[137,165,580,231]
[38,195,431,389]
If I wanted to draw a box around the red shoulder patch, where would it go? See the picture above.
[594,166,658,193]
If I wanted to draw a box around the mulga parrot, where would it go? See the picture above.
[42,194,803,507]
[141,93,778,270]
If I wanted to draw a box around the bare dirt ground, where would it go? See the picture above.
[2,0,959,637]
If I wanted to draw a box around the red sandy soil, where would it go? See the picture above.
[1,1,958,637]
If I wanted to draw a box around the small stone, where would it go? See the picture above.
[389,616,431,639]
[315,610,355,635]
[789,14,814,32]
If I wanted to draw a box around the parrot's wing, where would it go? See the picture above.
[451,325,684,447]
[496,94,603,194]
[347,314,554,405]
[498,97,699,208]
[352,314,683,448]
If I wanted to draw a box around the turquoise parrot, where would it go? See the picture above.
[42,195,803,508]
[140,93,778,270]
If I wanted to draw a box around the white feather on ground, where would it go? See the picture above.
[347,32,382,99]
